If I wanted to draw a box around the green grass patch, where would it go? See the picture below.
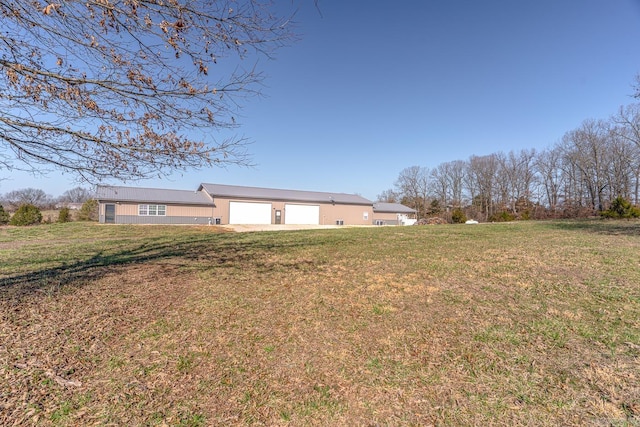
[1,220,639,426]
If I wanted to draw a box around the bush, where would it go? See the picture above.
[519,209,531,221]
[57,207,71,223]
[78,199,98,221]
[451,208,467,224]
[489,210,516,222]
[9,204,42,226]
[601,196,640,219]
[0,204,10,225]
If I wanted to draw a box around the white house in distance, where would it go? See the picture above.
[96,183,416,226]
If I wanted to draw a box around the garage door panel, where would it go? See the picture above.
[285,204,319,225]
[229,202,271,224]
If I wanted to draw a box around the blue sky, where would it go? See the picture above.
[2,0,640,200]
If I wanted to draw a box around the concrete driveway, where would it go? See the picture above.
[221,224,349,232]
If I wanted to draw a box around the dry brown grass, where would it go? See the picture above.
[1,220,639,425]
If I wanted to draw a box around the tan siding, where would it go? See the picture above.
[272,201,285,223]
[166,205,214,217]
[318,203,372,225]
[211,197,372,225]
[105,202,214,218]
[212,198,230,223]
[117,203,138,215]
[373,212,400,221]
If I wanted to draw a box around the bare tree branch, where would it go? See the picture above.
[0,0,295,182]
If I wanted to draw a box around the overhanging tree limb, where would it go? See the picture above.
[0,0,294,181]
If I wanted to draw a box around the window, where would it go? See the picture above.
[363,211,369,220]
[139,204,166,216]
[336,219,344,225]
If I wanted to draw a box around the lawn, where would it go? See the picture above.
[1,221,639,426]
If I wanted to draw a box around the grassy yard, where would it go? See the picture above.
[1,221,639,426]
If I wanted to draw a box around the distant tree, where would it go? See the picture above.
[9,204,42,226]
[560,120,610,212]
[0,204,9,225]
[77,199,98,221]
[60,187,94,204]
[3,188,52,210]
[466,154,499,220]
[534,147,564,215]
[496,149,536,214]
[395,166,430,218]
[376,189,399,203]
[0,1,295,181]
[613,104,640,150]
[430,160,466,208]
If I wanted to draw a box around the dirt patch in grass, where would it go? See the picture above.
[1,220,639,425]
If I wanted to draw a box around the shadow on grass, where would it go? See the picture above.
[0,231,329,300]
[545,219,640,236]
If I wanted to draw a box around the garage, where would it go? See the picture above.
[229,201,272,224]
[285,204,320,225]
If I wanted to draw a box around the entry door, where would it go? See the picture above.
[275,210,282,224]
[105,204,115,223]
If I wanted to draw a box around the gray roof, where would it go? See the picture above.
[372,202,416,213]
[199,183,372,205]
[96,185,214,205]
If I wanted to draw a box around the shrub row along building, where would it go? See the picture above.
[96,184,415,226]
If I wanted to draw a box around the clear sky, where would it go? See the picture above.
[2,0,640,201]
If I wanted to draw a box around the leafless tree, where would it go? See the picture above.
[613,104,640,149]
[534,147,564,214]
[560,120,610,212]
[430,160,466,209]
[376,189,399,203]
[59,186,95,203]
[394,166,430,218]
[496,149,537,214]
[2,187,52,209]
[466,154,499,220]
[0,1,294,182]
[611,104,640,203]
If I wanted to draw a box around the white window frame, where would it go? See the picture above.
[138,204,167,216]
[363,211,369,220]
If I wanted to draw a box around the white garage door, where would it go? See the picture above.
[229,201,272,224]
[285,204,320,225]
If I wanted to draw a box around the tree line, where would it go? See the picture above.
[379,103,640,222]
[0,186,97,226]
[0,187,94,211]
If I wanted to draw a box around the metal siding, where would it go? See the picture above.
[373,212,401,221]
[113,215,213,225]
[318,203,373,225]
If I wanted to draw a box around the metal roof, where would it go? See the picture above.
[372,202,416,213]
[96,185,214,205]
[199,183,372,205]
